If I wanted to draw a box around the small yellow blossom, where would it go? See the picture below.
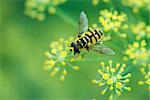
[91,0,110,6]
[138,65,150,90]
[98,9,128,38]
[44,37,81,81]
[131,22,150,40]
[92,60,131,99]
[122,0,150,13]
[124,40,150,67]
[24,0,67,20]
[92,0,100,6]
[48,6,56,14]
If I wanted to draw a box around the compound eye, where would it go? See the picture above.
[70,47,73,51]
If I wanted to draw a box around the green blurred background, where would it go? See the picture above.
[1,0,149,100]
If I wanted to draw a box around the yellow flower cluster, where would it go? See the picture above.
[24,0,67,21]
[124,40,150,67]
[98,9,128,34]
[131,22,150,40]
[44,37,81,81]
[92,0,110,6]
[122,0,150,13]
[92,60,131,100]
[138,65,150,90]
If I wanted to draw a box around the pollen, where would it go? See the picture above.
[72,66,80,70]
[60,51,67,58]
[116,90,121,96]
[117,75,122,79]
[51,49,57,54]
[110,68,116,72]
[92,79,98,84]
[101,89,106,95]
[116,82,123,89]
[107,79,113,85]
[49,60,55,67]
[133,42,139,48]
[103,73,110,80]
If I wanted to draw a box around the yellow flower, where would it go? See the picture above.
[60,75,65,81]
[103,73,110,80]
[98,9,128,38]
[60,51,67,58]
[107,79,113,85]
[48,6,56,14]
[92,0,100,6]
[138,64,150,90]
[24,0,67,21]
[124,39,150,67]
[49,60,55,67]
[122,0,150,13]
[116,82,123,89]
[44,37,81,81]
[92,60,131,99]
[131,22,150,40]
[72,66,80,70]
[91,0,110,6]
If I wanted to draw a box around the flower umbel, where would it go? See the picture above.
[24,0,67,21]
[122,0,150,13]
[92,0,110,6]
[44,37,81,81]
[138,65,150,90]
[92,60,131,100]
[124,40,150,67]
[131,22,150,40]
[98,9,128,34]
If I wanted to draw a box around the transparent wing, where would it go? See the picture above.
[79,11,88,35]
[91,43,115,56]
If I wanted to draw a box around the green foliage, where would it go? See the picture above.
[1,0,149,100]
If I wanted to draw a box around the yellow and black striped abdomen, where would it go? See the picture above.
[83,29,103,46]
[74,29,103,49]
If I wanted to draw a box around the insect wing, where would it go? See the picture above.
[79,11,88,35]
[91,44,115,56]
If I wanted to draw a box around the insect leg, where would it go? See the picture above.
[80,52,87,58]
[78,34,81,37]
[74,49,80,55]
[85,45,90,51]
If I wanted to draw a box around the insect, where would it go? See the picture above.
[70,11,115,56]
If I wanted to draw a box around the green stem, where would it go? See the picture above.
[56,7,78,28]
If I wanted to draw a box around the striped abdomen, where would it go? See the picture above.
[75,29,103,49]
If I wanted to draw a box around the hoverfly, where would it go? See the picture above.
[70,11,115,56]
